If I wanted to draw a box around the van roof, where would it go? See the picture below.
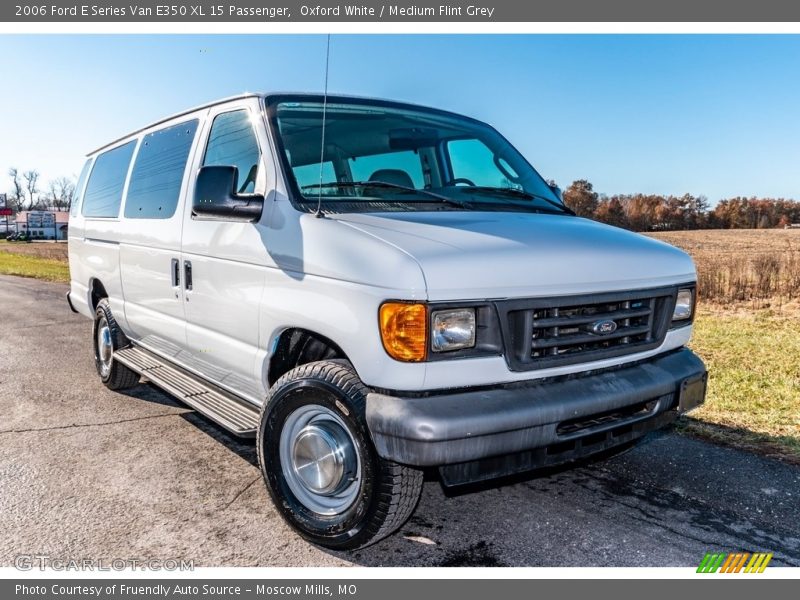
[87,92,477,156]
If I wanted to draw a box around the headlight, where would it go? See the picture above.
[431,308,476,352]
[673,288,694,321]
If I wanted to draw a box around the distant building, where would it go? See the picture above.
[14,211,69,240]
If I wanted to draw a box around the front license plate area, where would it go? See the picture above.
[678,372,707,414]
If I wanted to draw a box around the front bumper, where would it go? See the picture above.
[366,348,706,470]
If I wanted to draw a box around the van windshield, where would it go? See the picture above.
[273,99,570,215]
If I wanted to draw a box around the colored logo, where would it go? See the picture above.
[697,552,773,573]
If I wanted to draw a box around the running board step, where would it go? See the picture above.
[114,345,260,437]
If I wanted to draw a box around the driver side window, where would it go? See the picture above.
[203,110,261,194]
[447,138,520,189]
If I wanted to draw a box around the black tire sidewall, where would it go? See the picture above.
[92,303,113,383]
[260,377,383,549]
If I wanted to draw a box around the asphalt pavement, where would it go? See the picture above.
[1,274,798,567]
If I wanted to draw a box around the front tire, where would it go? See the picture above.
[93,299,139,390]
[257,360,423,550]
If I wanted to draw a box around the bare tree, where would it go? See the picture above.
[46,180,58,210]
[49,176,75,211]
[23,169,41,210]
[7,167,26,211]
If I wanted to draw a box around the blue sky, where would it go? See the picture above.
[1,34,799,203]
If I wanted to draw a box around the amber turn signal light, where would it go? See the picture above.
[379,302,428,362]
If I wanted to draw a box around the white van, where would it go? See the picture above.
[68,93,706,549]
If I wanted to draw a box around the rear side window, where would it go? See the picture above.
[203,110,260,194]
[125,120,199,219]
[69,158,93,217]
[82,141,136,218]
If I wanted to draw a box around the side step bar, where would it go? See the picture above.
[114,345,260,437]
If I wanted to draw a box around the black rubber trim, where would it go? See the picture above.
[438,409,679,487]
[365,347,706,467]
[66,291,78,314]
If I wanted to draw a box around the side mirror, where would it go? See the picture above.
[548,181,563,203]
[193,165,264,221]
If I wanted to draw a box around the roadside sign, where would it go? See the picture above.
[0,193,6,209]
[0,209,11,216]
[28,212,42,228]
[28,211,57,228]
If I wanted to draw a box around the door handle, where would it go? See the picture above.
[184,260,193,291]
[171,258,180,287]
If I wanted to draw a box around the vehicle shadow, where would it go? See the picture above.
[121,380,657,566]
[676,417,800,466]
[108,387,800,567]
[179,411,259,468]
[333,426,800,567]
[117,382,259,467]
[327,437,653,567]
[115,383,669,567]
[116,382,187,409]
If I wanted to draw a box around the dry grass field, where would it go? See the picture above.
[649,230,800,461]
[650,229,800,313]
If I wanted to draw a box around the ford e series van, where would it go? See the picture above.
[67,93,707,549]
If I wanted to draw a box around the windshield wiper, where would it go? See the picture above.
[463,186,575,215]
[301,181,472,209]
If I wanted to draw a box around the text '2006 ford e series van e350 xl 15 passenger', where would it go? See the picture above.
[67,93,707,549]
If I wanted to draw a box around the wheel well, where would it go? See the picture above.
[268,328,347,386]
[89,279,108,311]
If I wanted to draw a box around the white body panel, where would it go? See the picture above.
[115,110,205,349]
[333,212,696,300]
[68,94,698,402]
[73,222,126,323]
[176,99,275,399]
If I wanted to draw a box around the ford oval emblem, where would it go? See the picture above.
[592,319,618,335]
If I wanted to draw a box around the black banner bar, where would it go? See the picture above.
[4,0,800,22]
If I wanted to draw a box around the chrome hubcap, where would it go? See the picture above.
[292,423,356,495]
[96,319,113,377]
[280,404,360,515]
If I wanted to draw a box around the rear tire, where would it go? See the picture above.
[257,360,423,550]
[93,299,139,391]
